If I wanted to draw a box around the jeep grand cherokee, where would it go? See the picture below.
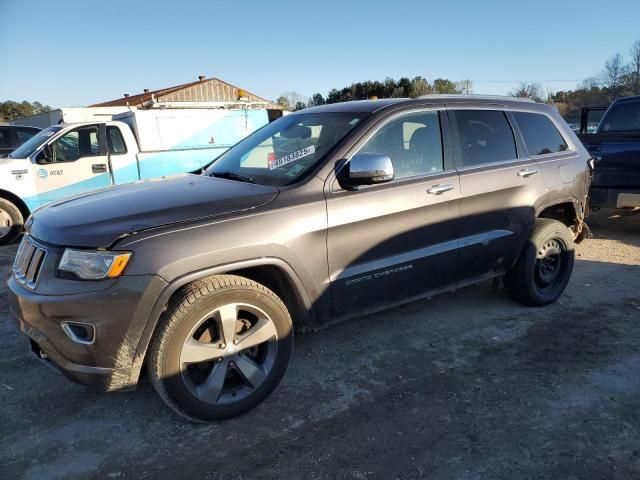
[8,96,592,421]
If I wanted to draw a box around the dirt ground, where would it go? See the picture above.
[1,210,639,480]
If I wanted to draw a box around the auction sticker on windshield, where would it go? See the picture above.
[269,145,315,170]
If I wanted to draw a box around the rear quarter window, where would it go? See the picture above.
[512,111,568,156]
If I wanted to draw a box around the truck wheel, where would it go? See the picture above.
[504,219,575,306]
[0,198,24,245]
[148,275,293,422]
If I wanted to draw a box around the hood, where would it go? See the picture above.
[29,174,279,247]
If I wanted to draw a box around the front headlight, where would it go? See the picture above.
[59,249,132,280]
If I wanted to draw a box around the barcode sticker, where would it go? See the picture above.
[269,145,315,170]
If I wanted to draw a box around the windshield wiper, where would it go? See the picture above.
[211,171,255,184]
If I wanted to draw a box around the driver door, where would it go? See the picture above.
[326,109,462,315]
[32,124,113,206]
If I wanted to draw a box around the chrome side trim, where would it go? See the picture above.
[333,230,513,281]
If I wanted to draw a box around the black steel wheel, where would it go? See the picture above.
[505,219,575,306]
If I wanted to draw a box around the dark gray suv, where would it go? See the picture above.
[8,96,592,421]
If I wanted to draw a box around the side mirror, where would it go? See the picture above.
[35,144,54,164]
[339,153,394,188]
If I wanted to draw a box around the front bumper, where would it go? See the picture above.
[590,187,640,209]
[8,273,167,391]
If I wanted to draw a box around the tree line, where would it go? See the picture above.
[279,38,640,122]
[512,39,640,122]
[277,77,473,111]
[0,100,54,122]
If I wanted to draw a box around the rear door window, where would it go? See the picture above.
[107,126,127,154]
[512,111,568,155]
[451,110,517,168]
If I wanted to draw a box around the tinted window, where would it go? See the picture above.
[16,128,38,144]
[53,126,100,162]
[358,111,443,179]
[107,126,127,154]
[452,110,517,167]
[513,112,568,155]
[0,127,12,149]
[600,100,640,132]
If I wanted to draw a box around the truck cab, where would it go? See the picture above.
[578,95,640,209]
[0,121,140,244]
[0,106,275,244]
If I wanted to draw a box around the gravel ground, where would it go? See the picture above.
[0,209,639,480]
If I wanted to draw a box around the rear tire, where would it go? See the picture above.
[0,198,24,246]
[147,275,293,422]
[504,219,575,306]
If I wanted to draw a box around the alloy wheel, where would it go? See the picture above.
[179,303,278,405]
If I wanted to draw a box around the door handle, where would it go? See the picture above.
[517,168,538,178]
[427,184,454,195]
[92,163,107,174]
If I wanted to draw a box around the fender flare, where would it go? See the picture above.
[126,257,314,386]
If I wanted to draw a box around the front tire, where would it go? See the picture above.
[0,198,24,245]
[148,275,293,422]
[504,219,575,306]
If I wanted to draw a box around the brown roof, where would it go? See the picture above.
[90,77,282,109]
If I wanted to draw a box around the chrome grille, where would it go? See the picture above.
[13,236,47,289]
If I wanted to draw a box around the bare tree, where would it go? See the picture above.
[511,82,544,102]
[456,79,473,95]
[278,91,307,110]
[580,76,602,90]
[602,54,626,90]
[630,40,640,93]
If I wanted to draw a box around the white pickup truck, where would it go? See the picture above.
[0,106,276,244]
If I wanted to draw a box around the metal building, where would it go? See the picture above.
[91,75,282,110]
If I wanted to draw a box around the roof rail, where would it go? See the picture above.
[417,94,536,103]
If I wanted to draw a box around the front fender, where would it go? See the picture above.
[125,257,316,387]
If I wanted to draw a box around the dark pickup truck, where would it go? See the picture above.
[578,95,640,209]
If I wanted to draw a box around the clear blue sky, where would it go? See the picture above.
[1,0,639,106]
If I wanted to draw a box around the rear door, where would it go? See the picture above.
[449,107,546,280]
[30,124,113,207]
[326,108,462,315]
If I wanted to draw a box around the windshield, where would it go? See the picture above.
[599,100,640,133]
[9,126,62,158]
[206,112,368,186]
